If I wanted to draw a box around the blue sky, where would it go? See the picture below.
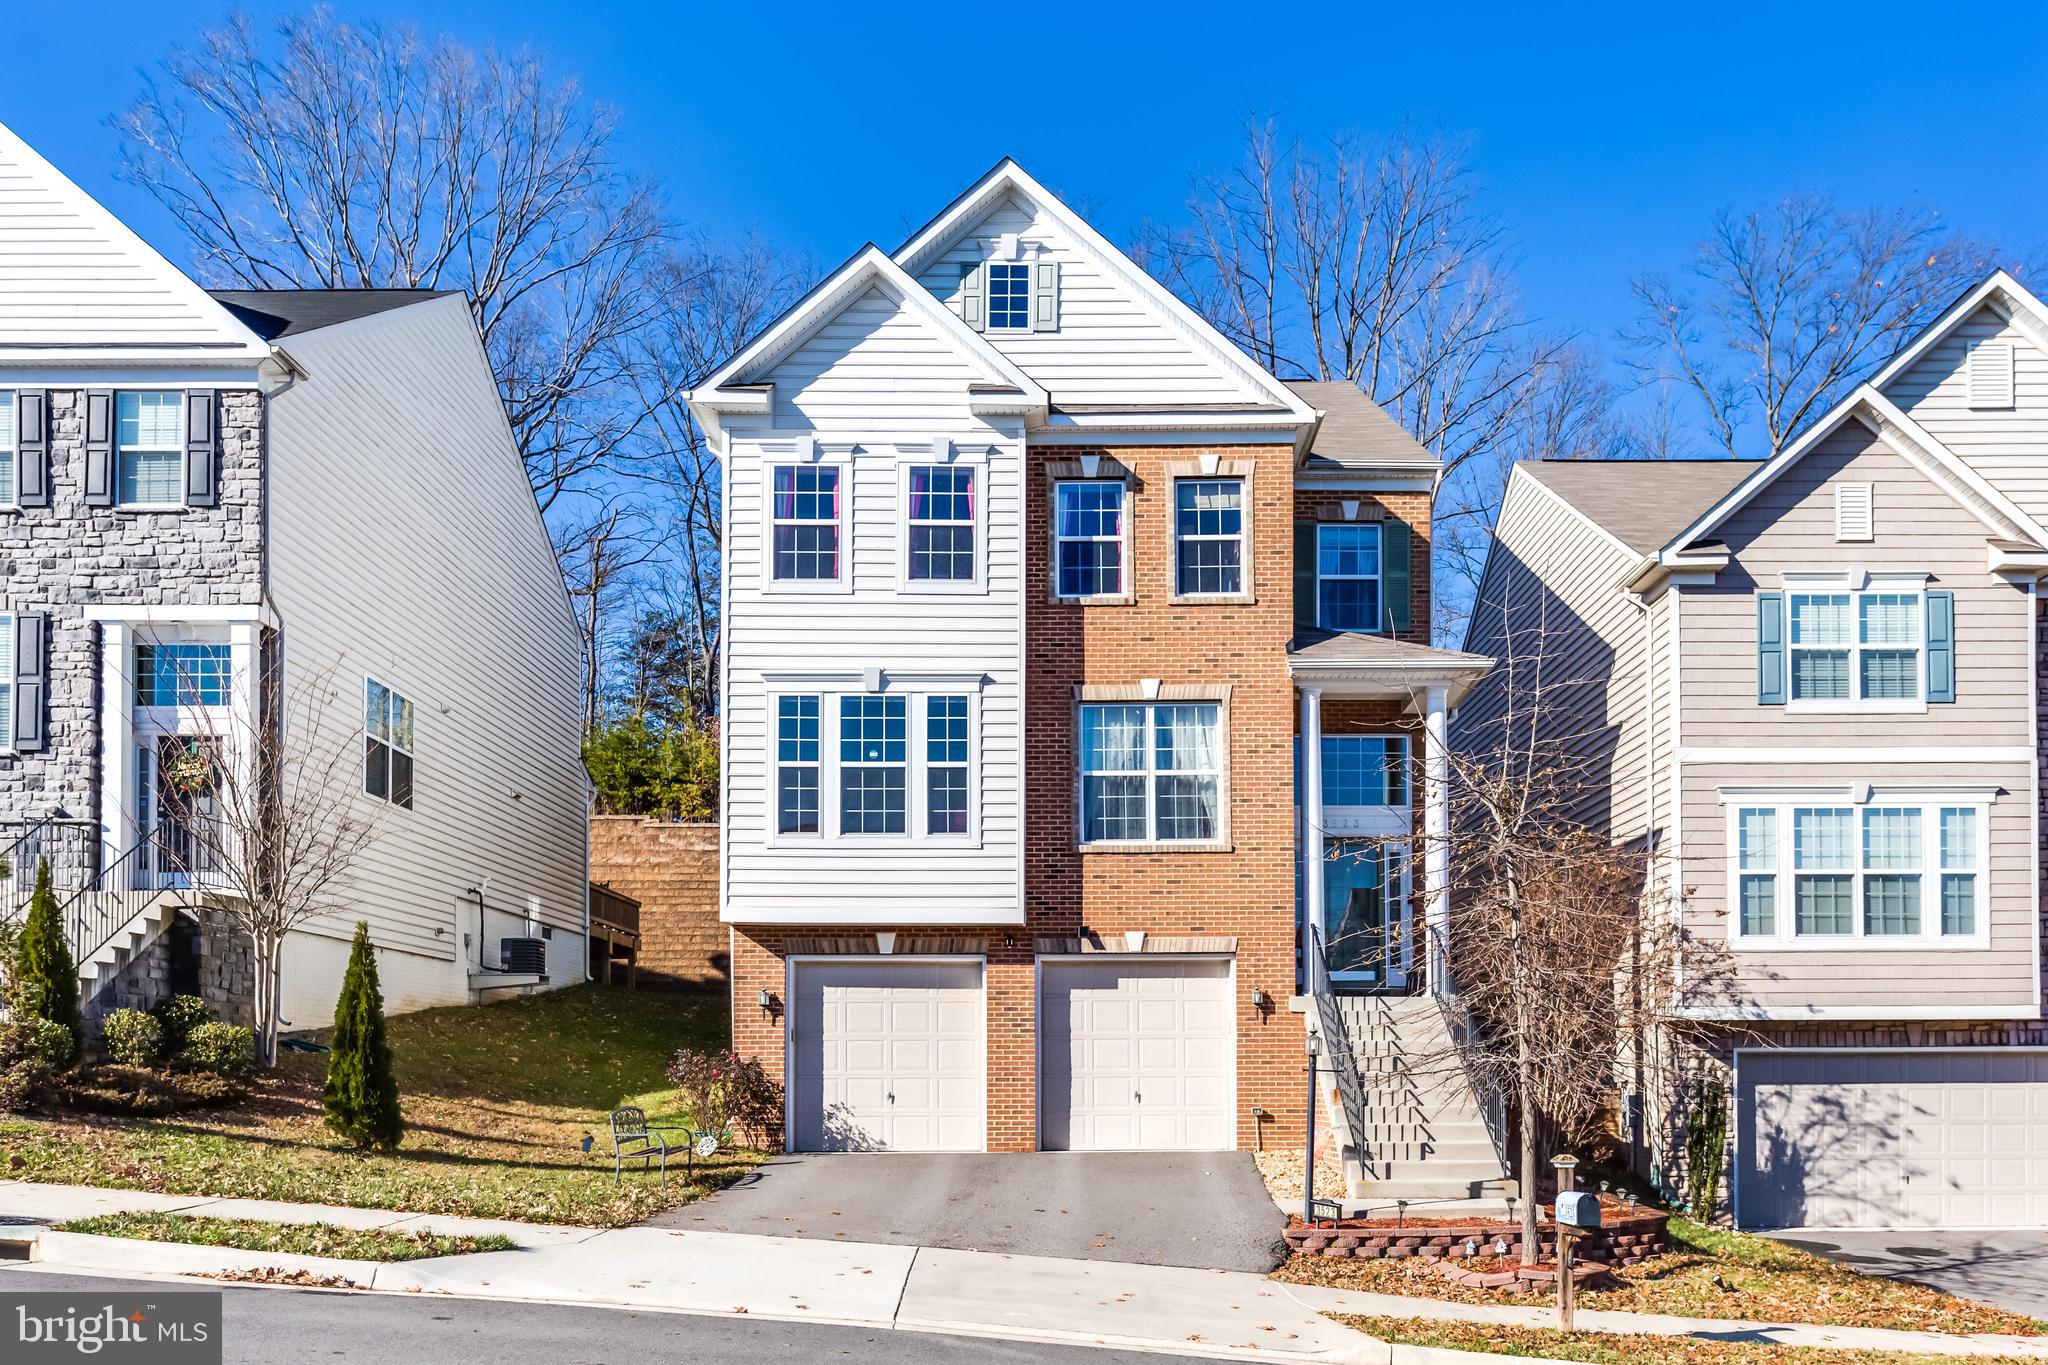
[10,1,2048,417]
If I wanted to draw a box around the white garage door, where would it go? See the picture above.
[790,960,984,1153]
[1738,1050,2048,1229]
[1040,957,1233,1151]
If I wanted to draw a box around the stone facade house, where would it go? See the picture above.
[1461,269,2048,1231]
[0,121,587,1028]
[690,161,1501,1199]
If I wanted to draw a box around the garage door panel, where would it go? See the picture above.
[792,960,984,1153]
[1741,1050,2048,1230]
[1041,958,1232,1152]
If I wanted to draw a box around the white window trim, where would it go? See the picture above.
[1784,579,1927,714]
[1317,834,1414,984]
[115,388,188,512]
[363,675,416,813]
[896,447,989,594]
[766,686,982,849]
[0,391,17,511]
[1315,522,1385,634]
[760,445,853,595]
[1075,698,1230,851]
[1051,479,1132,604]
[1168,471,1252,604]
[1719,788,1992,950]
[984,261,1033,333]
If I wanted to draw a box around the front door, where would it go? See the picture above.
[1322,837,1410,987]
[136,735,220,887]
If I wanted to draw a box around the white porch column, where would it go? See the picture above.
[228,621,262,837]
[1423,683,1451,997]
[1300,685,1326,995]
[99,620,134,871]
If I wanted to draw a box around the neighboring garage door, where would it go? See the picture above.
[1739,1050,2048,1230]
[1040,957,1233,1151]
[790,960,984,1153]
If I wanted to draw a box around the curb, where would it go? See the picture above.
[31,1229,385,1284]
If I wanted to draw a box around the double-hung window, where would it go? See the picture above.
[365,679,415,810]
[776,696,821,834]
[771,465,841,582]
[135,643,231,707]
[0,392,14,506]
[925,695,970,835]
[987,263,1031,330]
[839,695,907,834]
[1174,478,1244,596]
[1078,701,1223,845]
[1316,524,1382,631]
[1054,482,1126,600]
[1732,799,1984,943]
[906,465,976,584]
[1788,590,1921,703]
[117,391,184,507]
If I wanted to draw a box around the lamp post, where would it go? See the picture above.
[1552,1153,1581,1331]
[1304,1028,1324,1226]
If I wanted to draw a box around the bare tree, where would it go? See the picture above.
[557,501,666,730]
[1625,195,1998,458]
[619,237,808,720]
[116,7,668,510]
[162,653,381,1068]
[1139,121,1581,634]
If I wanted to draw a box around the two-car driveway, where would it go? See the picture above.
[1770,1229,2048,1319]
[645,1151,1289,1272]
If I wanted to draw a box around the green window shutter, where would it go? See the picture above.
[1757,592,1786,705]
[1293,522,1317,631]
[959,262,985,333]
[1925,590,1955,703]
[1381,518,1413,634]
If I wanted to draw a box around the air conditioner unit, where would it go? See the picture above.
[500,937,546,975]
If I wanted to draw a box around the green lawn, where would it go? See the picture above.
[58,1212,514,1262]
[1338,1317,2045,1365]
[0,986,763,1227]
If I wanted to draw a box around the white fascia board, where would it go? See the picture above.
[723,907,1026,928]
[1677,1004,2041,1022]
[688,244,1047,430]
[891,159,1318,433]
[1865,268,2048,393]
[0,365,266,387]
[1859,388,2048,544]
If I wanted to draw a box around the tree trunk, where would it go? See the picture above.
[251,927,283,1068]
[1518,1032,1539,1265]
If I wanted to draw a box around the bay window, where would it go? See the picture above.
[1079,701,1223,845]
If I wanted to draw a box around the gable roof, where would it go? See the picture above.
[1284,381,1438,471]
[690,243,1047,424]
[1866,268,2048,394]
[0,120,268,362]
[209,289,455,340]
[891,159,1319,432]
[1516,459,1755,554]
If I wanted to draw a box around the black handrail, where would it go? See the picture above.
[1,816,101,913]
[55,812,228,970]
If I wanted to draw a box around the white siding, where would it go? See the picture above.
[914,193,1260,407]
[266,296,588,1004]
[1889,304,2048,526]
[726,286,1024,925]
[0,125,262,353]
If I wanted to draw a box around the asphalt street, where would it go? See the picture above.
[1,1267,1229,1364]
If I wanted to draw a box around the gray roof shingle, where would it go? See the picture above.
[1283,380,1437,470]
[207,288,456,340]
[1517,458,1758,553]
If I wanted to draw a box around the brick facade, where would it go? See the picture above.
[1293,487,1433,645]
[588,817,726,989]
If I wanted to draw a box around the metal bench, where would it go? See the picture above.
[607,1106,668,1185]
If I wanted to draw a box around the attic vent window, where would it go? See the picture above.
[1967,338,2015,410]
[1835,482,1874,542]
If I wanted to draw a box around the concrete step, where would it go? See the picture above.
[1350,1176,1519,1203]
[1357,1158,1512,1184]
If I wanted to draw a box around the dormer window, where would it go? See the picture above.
[1316,524,1382,632]
[987,263,1031,330]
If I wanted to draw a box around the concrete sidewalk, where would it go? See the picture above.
[4,1180,2045,1361]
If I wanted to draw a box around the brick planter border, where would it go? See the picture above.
[1438,1258,1617,1291]
[1283,1211,1669,1266]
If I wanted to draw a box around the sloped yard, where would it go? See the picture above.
[0,986,761,1226]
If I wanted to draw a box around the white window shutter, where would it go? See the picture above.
[1031,261,1060,332]
[959,262,985,333]
[1834,482,1873,542]
[1967,338,2014,409]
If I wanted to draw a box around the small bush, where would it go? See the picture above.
[323,923,403,1150]
[0,1017,84,1112]
[151,995,214,1054]
[100,1010,164,1066]
[1685,1067,1729,1222]
[668,1047,782,1147]
[61,1064,239,1116]
[11,860,80,1064]
[183,1022,255,1080]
